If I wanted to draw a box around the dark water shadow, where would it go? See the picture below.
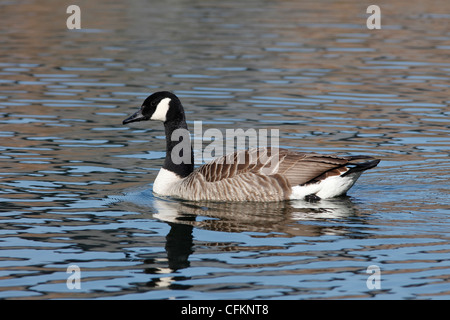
[113,189,366,277]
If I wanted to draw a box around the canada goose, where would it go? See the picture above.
[123,91,380,202]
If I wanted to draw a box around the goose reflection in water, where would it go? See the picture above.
[110,192,366,289]
[151,196,358,234]
[136,195,358,278]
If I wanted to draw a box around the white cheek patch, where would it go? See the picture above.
[150,98,171,121]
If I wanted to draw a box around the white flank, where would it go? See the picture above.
[153,168,182,196]
[290,172,362,200]
[150,97,171,121]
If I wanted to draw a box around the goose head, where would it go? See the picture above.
[122,91,194,179]
[123,91,184,125]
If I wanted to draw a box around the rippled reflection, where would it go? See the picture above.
[151,197,359,235]
[108,193,370,293]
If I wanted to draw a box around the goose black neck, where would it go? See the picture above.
[163,117,194,178]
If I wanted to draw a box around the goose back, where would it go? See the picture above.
[164,148,375,202]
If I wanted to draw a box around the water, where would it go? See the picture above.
[0,0,449,299]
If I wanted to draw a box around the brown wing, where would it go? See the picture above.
[196,148,353,185]
[179,148,375,201]
[275,149,351,185]
[195,148,272,182]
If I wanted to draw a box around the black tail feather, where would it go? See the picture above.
[341,159,380,177]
